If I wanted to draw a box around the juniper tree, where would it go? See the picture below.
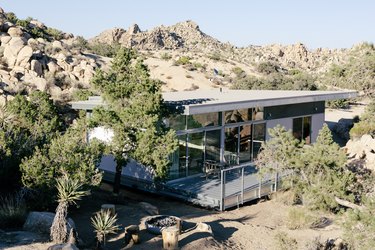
[255,125,302,191]
[91,48,177,193]
[0,91,62,191]
[301,124,355,210]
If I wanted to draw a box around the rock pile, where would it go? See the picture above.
[345,134,375,171]
[0,8,105,104]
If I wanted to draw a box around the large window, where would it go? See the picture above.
[187,112,220,129]
[224,123,266,166]
[293,116,311,144]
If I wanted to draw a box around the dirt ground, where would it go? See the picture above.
[3,105,366,250]
[3,182,343,250]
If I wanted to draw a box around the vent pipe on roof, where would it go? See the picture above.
[220,87,222,93]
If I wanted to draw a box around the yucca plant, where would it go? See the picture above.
[50,175,89,243]
[91,209,119,248]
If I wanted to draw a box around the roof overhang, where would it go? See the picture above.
[69,90,358,115]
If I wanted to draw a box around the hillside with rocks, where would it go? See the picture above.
[0,8,109,105]
[0,6,374,102]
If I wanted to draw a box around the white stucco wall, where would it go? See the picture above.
[88,126,114,144]
[99,155,155,181]
[265,118,293,141]
[311,113,325,143]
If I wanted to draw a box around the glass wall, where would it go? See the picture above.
[188,132,204,175]
[187,112,220,129]
[225,109,252,124]
[205,130,221,162]
[252,123,266,159]
[169,108,265,179]
[224,127,239,165]
[293,116,311,144]
[239,125,252,163]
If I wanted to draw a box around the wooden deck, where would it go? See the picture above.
[162,164,278,210]
[101,163,279,210]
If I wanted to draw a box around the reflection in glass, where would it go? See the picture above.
[188,132,204,175]
[205,130,221,162]
[239,125,252,163]
[187,112,220,129]
[224,109,252,124]
[303,117,311,144]
[224,127,238,165]
[168,115,186,131]
[293,117,303,141]
[293,116,311,144]
[252,107,264,120]
[253,123,266,160]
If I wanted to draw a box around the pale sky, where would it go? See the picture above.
[1,1,374,49]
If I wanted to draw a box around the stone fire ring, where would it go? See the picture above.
[144,215,182,235]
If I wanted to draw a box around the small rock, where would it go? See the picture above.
[196,222,213,234]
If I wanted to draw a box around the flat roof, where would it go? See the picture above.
[70,89,357,115]
[163,89,357,114]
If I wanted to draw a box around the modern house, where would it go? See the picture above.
[70,89,356,210]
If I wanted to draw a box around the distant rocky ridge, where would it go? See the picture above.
[90,21,350,73]
[0,6,369,104]
[90,20,226,51]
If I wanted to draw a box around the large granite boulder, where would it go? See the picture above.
[23,211,75,236]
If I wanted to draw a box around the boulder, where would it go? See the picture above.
[47,61,61,73]
[196,222,213,234]
[31,59,43,76]
[2,22,14,32]
[16,45,33,67]
[139,202,159,215]
[3,37,27,66]
[29,20,46,29]
[23,211,75,236]
[52,40,63,49]
[7,27,24,37]
[0,35,11,45]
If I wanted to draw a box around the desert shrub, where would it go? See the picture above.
[321,43,375,95]
[45,27,63,40]
[208,52,221,61]
[257,61,280,74]
[350,99,375,138]
[274,232,298,250]
[72,89,95,101]
[160,52,172,60]
[88,42,122,58]
[91,210,119,247]
[5,12,19,23]
[185,74,193,79]
[166,76,172,79]
[231,66,246,78]
[326,99,350,109]
[175,56,191,65]
[286,207,314,229]
[0,190,27,229]
[343,197,375,249]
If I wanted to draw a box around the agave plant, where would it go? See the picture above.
[50,175,89,243]
[91,209,119,247]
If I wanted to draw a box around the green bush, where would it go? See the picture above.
[231,66,245,77]
[160,52,172,60]
[88,42,122,58]
[175,56,191,65]
[327,99,350,109]
[72,89,95,101]
[257,61,280,74]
